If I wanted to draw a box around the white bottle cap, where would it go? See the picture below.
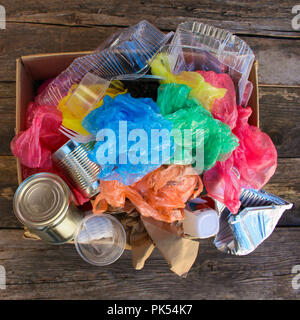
[196,210,219,238]
[183,208,219,239]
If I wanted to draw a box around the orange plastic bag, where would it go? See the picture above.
[93,165,203,223]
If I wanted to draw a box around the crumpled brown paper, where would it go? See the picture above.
[141,216,199,277]
[118,210,155,270]
[116,206,199,277]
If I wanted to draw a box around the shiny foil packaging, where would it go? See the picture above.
[214,188,293,255]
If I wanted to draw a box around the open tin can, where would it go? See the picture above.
[52,140,100,199]
[13,172,84,244]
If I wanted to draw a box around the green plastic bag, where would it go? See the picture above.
[157,83,239,170]
[157,83,192,115]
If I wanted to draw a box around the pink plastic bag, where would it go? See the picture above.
[204,156,241,214]
[196,70,238,129]
[232,106,277,189]
[12,102,90,205]
[11,105,68,169]
[204,106,277,214]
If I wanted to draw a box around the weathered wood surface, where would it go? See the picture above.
[0,228,299,299]
[0,24,300,84]
[2,0,300,37]
[0,0,299,300]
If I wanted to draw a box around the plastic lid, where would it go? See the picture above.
[74,214,126,266]
[197,210,220,239]
[13,173,69,228]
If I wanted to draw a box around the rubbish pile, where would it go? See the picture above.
[11,20,292,276]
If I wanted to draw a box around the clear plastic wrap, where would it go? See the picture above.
[214,189,293,255]
[166,21,255,105]
[35,20,173,107]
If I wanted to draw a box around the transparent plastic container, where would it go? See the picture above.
[35,20,173,107]
[74,214,126,266]
[65,73,110,118]
[167,21,255,106]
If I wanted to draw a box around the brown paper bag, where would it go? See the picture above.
[141,216,199,277]
[118,210,155,270]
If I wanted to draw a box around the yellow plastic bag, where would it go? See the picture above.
[151,53,226,111]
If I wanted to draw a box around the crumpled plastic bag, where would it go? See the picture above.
[11,102,90,205]
[93,165,203,223]
[152,53,238,129]
[58,82,127,136]
[157,83,191,116]
[204,156,242,214]
[151,53,226,110]
[11,104,68,169]
[196,70,238,129]
[157,83,239,170]
[82,93,175,185]
[204,105,277,213]
[232,106,277,189]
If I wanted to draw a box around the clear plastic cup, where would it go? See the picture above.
[74,214,126,266]
[65,73,110,118]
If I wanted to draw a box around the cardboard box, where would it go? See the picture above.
[15,52,259,240]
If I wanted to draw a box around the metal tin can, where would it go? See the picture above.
[52,140,100,198]
[13,172,84,244]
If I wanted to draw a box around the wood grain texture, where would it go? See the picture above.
[0,228,299,299]
[0,24,299,84]
[259,86,300,158]
[2,0,300,37]
[0,156,298,228]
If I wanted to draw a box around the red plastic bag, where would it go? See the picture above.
[93,165,203,223]
[204,106,277,214]
[232,106,277,189]
[12,101,90,205]
[11,104,68,169]
[197,70,238,129]
[203,156,241,214]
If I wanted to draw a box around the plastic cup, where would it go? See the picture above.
[65,72,110,118]
[74,214,126,266]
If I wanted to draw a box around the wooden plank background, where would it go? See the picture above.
[0,0,299,299]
